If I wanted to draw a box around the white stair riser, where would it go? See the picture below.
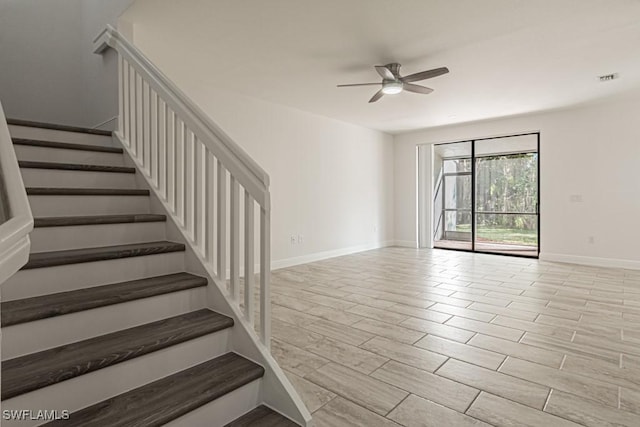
[2,252,185,301]
[14,145,123,165]
[28,195,150,216]
[1,331,231,427]
[9,125,115,147]
[166,380,262,427]
[30,222,166,252]
[21,169,137,189]
[3,287,207,360]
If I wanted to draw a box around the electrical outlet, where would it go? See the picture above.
[290,235,297,245]
[588,236,595,244]
[297,234,304,244]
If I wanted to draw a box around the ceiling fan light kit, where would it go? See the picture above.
[381,81,403,95]
[337,62,449,103]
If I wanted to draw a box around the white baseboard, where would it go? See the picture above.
[539,252,640,271]
[271,240,395,271]
[392,240,417,248]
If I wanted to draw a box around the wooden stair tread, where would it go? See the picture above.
[22,241,185,270]
[1,273,207,327]
[1,309,234,400]
[226,406,299,427]
[13,138,122,153]
[7,118,112,136]
[34,214,166,228]
[43,353,263,427]
[19,160,135,173]
[26,187,149,196]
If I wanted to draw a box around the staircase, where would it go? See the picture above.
[1,120,298,426]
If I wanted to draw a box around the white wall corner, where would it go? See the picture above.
[392,240,418,248]
[271,241,396,271]
[539,252,640,271]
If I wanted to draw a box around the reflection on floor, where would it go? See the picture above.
[262,247,640,426]
[435,239,538,258]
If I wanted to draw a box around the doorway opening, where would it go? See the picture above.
[431,133,539,258]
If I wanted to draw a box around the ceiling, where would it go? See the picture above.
[124,0,640,134]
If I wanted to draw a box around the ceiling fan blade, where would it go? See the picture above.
[375,65,395,80]
[369,89,384,103]
[337,83,382,87]
[401,67,449,83]
[403,83,434,94]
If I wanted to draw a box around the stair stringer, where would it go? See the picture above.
[116,133,312,426]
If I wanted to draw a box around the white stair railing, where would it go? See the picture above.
[94,26,272,349]
[0,100,34,286]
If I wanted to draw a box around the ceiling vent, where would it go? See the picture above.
[598,73,619,82]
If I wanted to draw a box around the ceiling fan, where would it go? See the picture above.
[337,63,449,103]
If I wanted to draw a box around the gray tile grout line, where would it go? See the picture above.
[383,393,411,419]
[462,390,482,414]
[542,388,554,412]
[559,354,567,370]
[496,355,509,372]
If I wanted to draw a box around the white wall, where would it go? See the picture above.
[0,0,134,128]
[395,92,640,268]
[79,0,136,129]
[198,91,395,267]
[0,0,85,126]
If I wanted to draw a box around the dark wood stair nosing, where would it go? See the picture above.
[22,241,185,270]
[7,118,112,136]
[34,214,167,228]
[26,187,149,196]
[19,160,135,174]
[1,309,235,400]
[1,272,208,327]
[12,138,123,153]
[42,353,263,427]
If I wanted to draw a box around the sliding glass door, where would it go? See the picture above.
[432,133,539,258]
[433,142,472,251]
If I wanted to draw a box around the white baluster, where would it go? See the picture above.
[167,111,176,214]
[206,151,215,267]
[142,82,150,172]
[118,56,124,136]
[194,139,205,255]
[230,177,240,302]
[122,60,130,146]
[244,192,255,326]
[129,65,136,154]
[217,161,227,282]
[175,118,184,224]
[136,73,143,160]
[185,130,195,239]
[260,206,271,349]
[151,92,158,186]
[159,101,167,200]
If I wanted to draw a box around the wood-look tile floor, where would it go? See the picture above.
[266,247,640,426]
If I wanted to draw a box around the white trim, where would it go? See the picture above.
[392,240,418,248]
[272,241,395,270]
[539,252,640,271]
[0,236,31,285]
[0,100,34,287]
